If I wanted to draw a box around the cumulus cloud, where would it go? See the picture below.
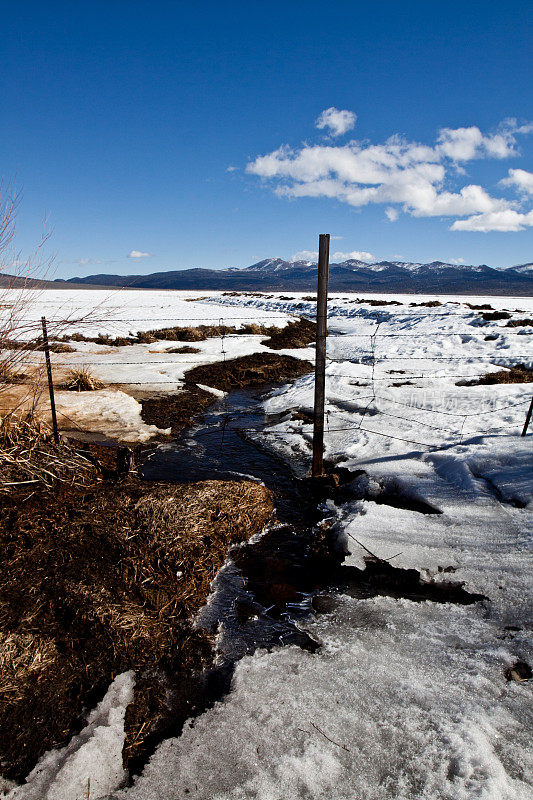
[501,168,533,194]
[332,250,374,262]
[449,257,466,264]
[246,115,533,232]
[290,250,318,262]
[315,107,357,137]
[451,209,533,232]
[128,250,152,259]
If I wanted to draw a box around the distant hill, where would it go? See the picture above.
[51,258,533,295]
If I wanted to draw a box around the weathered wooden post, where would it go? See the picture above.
[41,316,60,444]
[312,233,330,478]
[522,396,533,436]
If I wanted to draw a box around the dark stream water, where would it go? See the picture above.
[141,387,312,526]
[141,387,333,660]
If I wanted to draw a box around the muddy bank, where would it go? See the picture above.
[0,478,273,781]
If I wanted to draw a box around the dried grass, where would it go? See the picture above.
[184,352,313,392]
[56,318,316,350]
[459,363,533,386]
[0,477,273,780]
[0,413,98,493]
[59,367,104,391]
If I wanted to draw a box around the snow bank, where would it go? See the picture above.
[7,672,134,800]
[55,389,170,442]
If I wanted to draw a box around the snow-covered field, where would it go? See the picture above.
[1,288,532,799]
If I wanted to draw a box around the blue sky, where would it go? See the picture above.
[1,0,532,277]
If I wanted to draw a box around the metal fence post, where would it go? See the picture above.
[41,316,60,444]
[522,396,533,436]
[312,234,330,478]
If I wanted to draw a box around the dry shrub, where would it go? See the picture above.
[0,478,273,779]
[184,352,313,392]
[0,414,98,493]
[59,367,104,391]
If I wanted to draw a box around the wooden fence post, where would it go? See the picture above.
[522,396,533,437]
[312,233,330,478]
[41,316,60,444]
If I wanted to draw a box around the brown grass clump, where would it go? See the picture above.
[506,318,533,328]
[0,478,273,780]
[59,367,104,391]
[164,345,202,354]
[0,414,98,494]
[56,319,317,350]
[184,352,313,392]
[261,317,316,349]
[141,386,216,434]
[481,311,512,321]
[459,363,533,386]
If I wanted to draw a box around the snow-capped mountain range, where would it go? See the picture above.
[47,257,533,295]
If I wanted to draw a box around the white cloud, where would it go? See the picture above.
[451,209,533,232]
[501,168,533,195]
[436,121,519,161]
[226,165,238,172]
[332,250,374,262]
[127,250,152,259]
[77,258,103,266]
[290,250,318,262]
[449,257,466,264]
[246,115,533,232]
[315,107,357,137]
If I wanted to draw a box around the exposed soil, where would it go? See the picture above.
[0,477,273,781]
[184,352,313,392]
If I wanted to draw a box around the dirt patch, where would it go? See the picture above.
[457,363,533,386]
[140,386,216,435]
[409,300,442,307]
[0,478,273,781]
[184,353,313,392]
